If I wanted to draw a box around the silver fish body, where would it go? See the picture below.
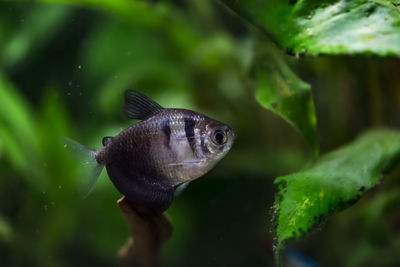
[91,90,236,211]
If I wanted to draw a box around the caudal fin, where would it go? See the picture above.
[61,137,104,198]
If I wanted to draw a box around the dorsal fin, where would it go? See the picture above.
[124,90,163,120]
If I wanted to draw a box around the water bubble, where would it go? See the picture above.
[78,65,82,69]
[68,81,73,87]
[64,144,68,148]
[58,185,62,189]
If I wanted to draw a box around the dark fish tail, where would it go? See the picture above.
[62,137,104,198]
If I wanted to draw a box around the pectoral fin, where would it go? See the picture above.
[106,162,174,212]
[175,181,191,196]
[102,136,113,146]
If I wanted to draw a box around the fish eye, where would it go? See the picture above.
[212,129,227,145]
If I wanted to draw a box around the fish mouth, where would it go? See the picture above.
[231,128,237,141]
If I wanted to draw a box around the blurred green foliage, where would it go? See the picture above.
[0,0,399,266]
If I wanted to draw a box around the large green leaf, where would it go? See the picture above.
[0,74,46,188]
[221,0,400,56]
[273,129,400,255]
[256,53,318,153]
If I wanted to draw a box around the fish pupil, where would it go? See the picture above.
[216,133,224,142]
[213,129,226,145]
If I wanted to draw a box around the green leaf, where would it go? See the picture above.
[0,215,13,243]
[40,0,194,39]
[0,73,47,189]
[221,0,400,56]
[273,128,400,255]
[37,89,75,184]
[2,4,71,67]
[255,53,318,153]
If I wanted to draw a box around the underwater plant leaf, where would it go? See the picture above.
[0,215,13,243]
[40,0,188,33]
[37,90,76,182]
[221,0,400,56]
[0,74,38,167]
[0,74,46,188]
[273,128,400,254]
[255,53,318,153]
[2,4,71,67]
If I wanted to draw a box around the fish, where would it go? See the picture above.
[63,90,236,212]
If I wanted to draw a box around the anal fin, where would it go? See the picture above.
[175,181,191,196]
[106,162,174,212]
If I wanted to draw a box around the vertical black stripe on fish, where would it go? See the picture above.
[161,118,171,149]
[184,117,197,154]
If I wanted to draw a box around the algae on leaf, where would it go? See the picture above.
[273,129,400,252]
